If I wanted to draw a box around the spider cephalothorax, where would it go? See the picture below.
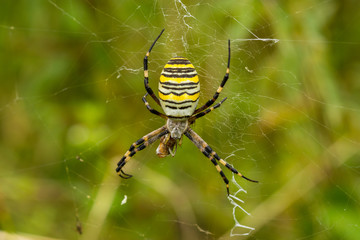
[116,29,257,195]
[156,119,188,158]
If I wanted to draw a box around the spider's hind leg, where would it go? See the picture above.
[143,29,165,106]
[142,93,167,119]
[193,39,231,114]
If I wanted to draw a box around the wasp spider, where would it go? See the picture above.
[116,29,257,195]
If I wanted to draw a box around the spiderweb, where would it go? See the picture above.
[1,0,360,239]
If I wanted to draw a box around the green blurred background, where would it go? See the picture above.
[1,0,360,239]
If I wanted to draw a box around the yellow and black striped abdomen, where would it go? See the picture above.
[159,57,200,118]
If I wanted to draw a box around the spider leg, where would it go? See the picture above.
[189,97,227,123]
[144,29,165,106]
[116,125,169,178]
[184,127,257,195]
[142,93,167,119]
[193,40,230,114]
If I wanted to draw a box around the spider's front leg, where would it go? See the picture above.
[184,127,258,195]
[116,126,168,178]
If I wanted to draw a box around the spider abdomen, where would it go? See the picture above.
[158,57,200,118]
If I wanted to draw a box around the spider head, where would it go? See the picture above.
[166,118,188,139]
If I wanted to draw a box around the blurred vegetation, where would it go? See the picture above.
[1,0,360,239]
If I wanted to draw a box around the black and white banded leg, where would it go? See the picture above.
[194,40,231,114]
[116,126,169,178]
[142,93,167,119]
[143,29,165,106]
[189,97,227,123]
[184,127,257,195]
